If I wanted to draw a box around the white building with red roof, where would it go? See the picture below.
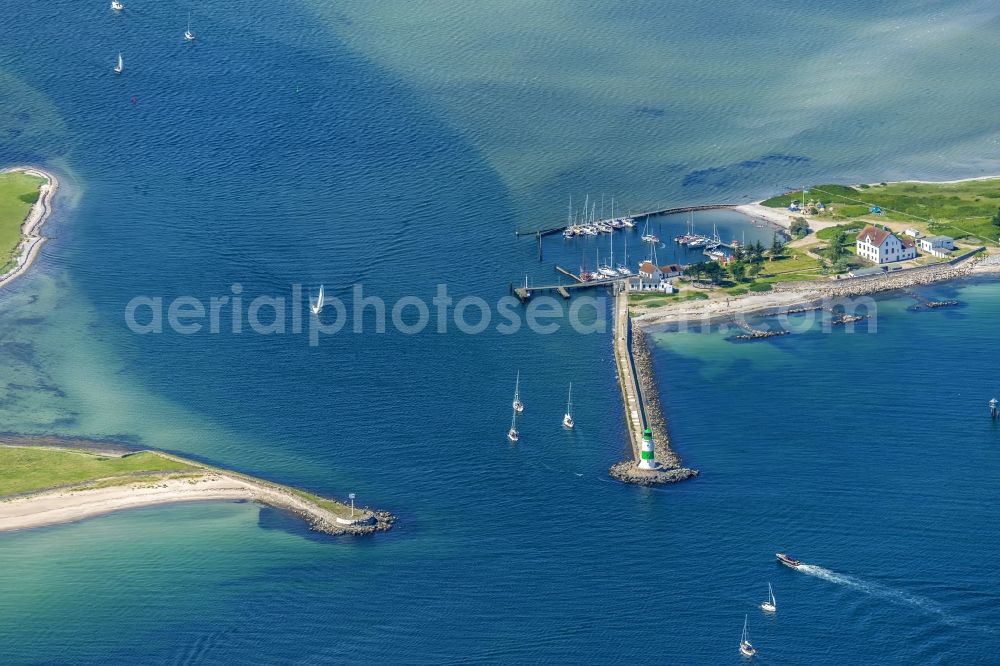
[856,225,916,264]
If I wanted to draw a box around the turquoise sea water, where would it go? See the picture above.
[1,0,1000,662]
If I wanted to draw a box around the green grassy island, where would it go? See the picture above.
[0,170,46,273]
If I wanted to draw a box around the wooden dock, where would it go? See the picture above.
[515,203,740,237]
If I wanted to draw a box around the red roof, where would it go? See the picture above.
[660,264,682,273]
[639,261,658,274]
[857,225,892,246]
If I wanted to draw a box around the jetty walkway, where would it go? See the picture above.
[608,288,698,485]
[515,203,740,237]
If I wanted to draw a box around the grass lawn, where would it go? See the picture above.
[816,222,865,241]
[0,171,45,271]
[0,447,197,496]
[763,180,1000,245]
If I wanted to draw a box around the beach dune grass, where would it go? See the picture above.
[0,446,197,496]
[0,171,45,269]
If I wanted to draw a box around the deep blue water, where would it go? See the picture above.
[1,0,999,663]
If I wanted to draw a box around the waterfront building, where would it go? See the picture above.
[856,225,917,264]
[918,235,955,255]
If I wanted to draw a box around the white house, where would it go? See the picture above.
[903,228,922,239]
[637,261,662,281]
[918,235,955,252]
[630,261,675,293]
[856,225,917,264]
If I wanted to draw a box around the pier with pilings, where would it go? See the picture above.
[510,266,625,302]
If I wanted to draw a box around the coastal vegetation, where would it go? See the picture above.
[0,443,387,533]
[764,179,1000,245]
[0,170,45,272]
[0,446,195,496]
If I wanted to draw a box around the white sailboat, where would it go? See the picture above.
[512,371,524,413]
[113,52,124,74]
[739,615,757,657]
[310,285,325,315]
[563,383,574,429]
[111,0,123,11]
[760,582,776,613]
[507,409,519,443]
[184,12,196,41]
[641,217,659,244]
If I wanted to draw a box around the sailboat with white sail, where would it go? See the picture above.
[739,615,757,657]
[512,371,524,413]
[641,216,659,244]
[562,383,574,429]
[184,12,196,41]
[113,52,124,74]
[311,285,325,315]
[507,409,519,443]
[760,582,776,613]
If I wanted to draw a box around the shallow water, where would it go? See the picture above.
[0,0,999,662]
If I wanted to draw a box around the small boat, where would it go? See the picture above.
[760,582,776,613]
[310,284,325,314]
[622,216,635,227]
[562,383,574,429]
[184,12,195,41]
[111,0,123,10]
[113,52,124,74]
[596,223,613,234]
[512,371,524,413]
[616,264,633,276]
[582,226,598,236]
[776,552,801,568]
[507,409,519,443]
[598,266,619,279]
[563,228,576,239]
[739,615,757,658]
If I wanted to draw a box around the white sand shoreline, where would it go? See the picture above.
[0,446,394,535]
[0,471,383,534]
[0,166,59,291]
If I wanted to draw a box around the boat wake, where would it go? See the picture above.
[796,564,962,626]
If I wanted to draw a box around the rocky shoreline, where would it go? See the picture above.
[636,250,994,329]
[611,325,698,485]
[0,167,59,290]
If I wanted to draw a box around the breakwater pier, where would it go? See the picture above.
[515,203,740,237]
[608,287,697,485]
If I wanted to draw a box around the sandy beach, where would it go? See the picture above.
[0,471,387,534]
[0,166,59,290]
[0,444,394,535]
